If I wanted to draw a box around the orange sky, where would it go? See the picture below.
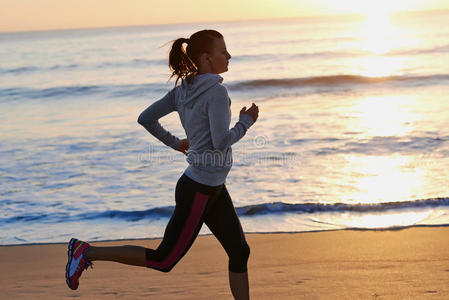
[1,0,449,32]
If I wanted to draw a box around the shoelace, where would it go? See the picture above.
[84,257,94,270]
[77,256,94,274]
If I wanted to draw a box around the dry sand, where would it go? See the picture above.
[1,227,449,299]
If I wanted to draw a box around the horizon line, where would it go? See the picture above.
[1,8,448,35]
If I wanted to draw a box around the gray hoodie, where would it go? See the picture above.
[138,73,255,186]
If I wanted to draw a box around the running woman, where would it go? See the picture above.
[66,29,259,300]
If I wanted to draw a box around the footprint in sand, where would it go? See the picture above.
[198,271,213,275]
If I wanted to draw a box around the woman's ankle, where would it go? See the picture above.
[84,246,96,261]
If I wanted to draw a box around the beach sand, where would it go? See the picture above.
[1,227,448,299]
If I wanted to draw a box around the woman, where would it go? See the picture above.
[65,29,259,299]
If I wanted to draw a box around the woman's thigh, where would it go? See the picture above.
[145,174,220,271]
[203,185,248,257]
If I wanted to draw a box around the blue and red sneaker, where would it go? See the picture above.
[65,238,93,290]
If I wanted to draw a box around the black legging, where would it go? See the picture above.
[145,173,250,273]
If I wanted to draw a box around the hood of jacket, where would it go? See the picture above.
[179,73,223,109]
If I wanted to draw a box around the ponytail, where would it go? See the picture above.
[168,30,223,86]
[168,38,197,86]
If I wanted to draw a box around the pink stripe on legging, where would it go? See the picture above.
[146,191,208,269]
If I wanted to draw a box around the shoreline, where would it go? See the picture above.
[2,223,449,247]
[1,226,449,299]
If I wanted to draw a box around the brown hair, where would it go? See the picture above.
[168,29,223,86]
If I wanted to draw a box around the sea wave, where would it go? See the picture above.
[0,52,361,74]
[390,43,449,55]
[0,83,167,101]
[2,197,448,224]
[305,135,449,156]
[0,59,165,74]
[230,51,358,62]
[2,73,449,101]
[0,85,106,99]
[2,40,448,76]
[237,198,449,215]
[229,74,449,90]
[0,64,80,74]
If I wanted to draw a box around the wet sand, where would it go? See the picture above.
[1,227,449,299]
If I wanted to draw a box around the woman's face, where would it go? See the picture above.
[206,38,231,74]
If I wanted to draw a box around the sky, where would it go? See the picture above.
[1,0,449,32]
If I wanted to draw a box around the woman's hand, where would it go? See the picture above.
[176,138,189,155]
[240,103,259,123]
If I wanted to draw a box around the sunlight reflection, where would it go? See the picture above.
[359,56,404,77]
[360,10,393,55]
[349,96,416,137]
[341,155,424,204]
[339,210,433,228]
[356,8,404,77]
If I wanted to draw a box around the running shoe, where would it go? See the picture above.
[65,238,93,290]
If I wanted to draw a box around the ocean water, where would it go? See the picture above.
[1,10,449,245]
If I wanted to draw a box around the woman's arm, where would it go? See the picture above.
[207,85,255,151]
[137,89,183,151]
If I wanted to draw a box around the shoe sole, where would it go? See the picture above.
[65,238,77,290]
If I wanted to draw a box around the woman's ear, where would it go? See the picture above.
[197,53,212,72]
[197,53,208,67]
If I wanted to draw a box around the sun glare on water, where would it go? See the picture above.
[353,1,406,77]
[341,155,424,204]
[339,1,427,228]
[339,210,434,229]
[348,96,419,137]
[360,4,393,55]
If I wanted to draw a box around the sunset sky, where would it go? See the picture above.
[1,0,449,32]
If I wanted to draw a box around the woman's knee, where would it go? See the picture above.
[229,242,250,273]
[145,248,177,273]
[242,242,250,261]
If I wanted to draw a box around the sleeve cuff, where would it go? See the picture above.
[238,113,255,129]
[168,137,182,151]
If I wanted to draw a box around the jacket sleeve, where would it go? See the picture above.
[137,89,182,151]
[207,85,255,151]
